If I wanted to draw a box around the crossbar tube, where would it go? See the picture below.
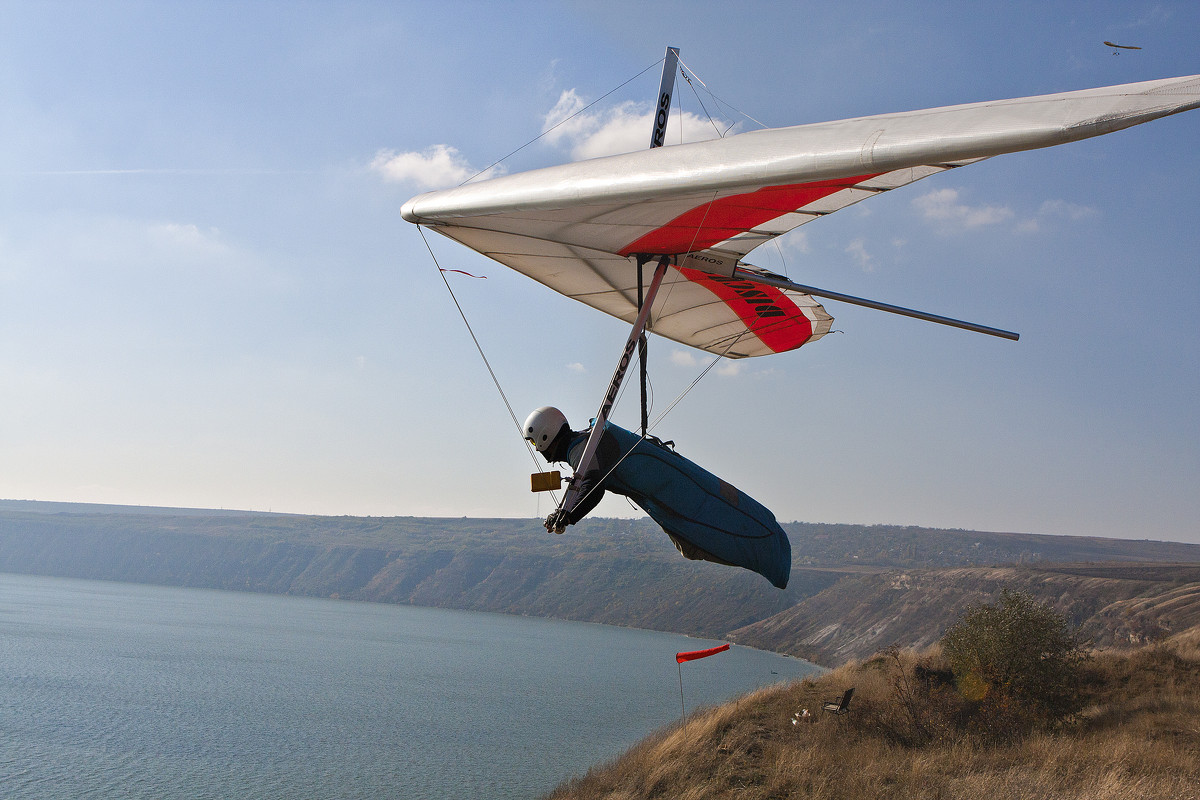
[730,268,1020,341]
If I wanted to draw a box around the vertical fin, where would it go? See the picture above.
[649,46,680,149]
[640,47,680,436]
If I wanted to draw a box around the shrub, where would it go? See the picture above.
[852,647,961,747]
[941,589,1088,733]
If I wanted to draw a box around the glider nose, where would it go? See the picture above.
[400,196,421,223]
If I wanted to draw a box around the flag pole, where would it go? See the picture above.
[674,643,729,724]
[678,661,686,722]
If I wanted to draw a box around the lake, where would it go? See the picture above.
[0,573,818,799]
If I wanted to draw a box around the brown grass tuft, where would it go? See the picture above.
[544,626,1200,800]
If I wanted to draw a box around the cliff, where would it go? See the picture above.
[3,501,1199,663]
[728,563,1200,664]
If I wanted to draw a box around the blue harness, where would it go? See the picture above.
[567,423,791,589]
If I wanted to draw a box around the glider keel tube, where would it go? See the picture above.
[730,268,1020,341]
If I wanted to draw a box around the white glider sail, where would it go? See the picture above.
[403,74,1200,358]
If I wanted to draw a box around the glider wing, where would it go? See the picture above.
[403,75,1200,357]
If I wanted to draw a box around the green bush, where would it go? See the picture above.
[941,589,1087,732]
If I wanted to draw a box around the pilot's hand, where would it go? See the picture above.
[544,509,568,534]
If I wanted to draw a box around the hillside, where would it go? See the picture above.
[544,627,1200,800]
[729,563,1200,665]
[2,502,1199,661]
[0,508,816,637]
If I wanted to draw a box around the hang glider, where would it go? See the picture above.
[403,73,1200,358]
[1104,41,1143,50]
[406,55,1199,589]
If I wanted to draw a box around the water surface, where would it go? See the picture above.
[0,573,818,798]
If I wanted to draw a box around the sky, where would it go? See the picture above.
[1,1,1197,543]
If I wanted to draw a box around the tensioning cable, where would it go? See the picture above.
[648,333,746,433]
[563,330,747,516]
[462,55,668,186]
[677,57,770,133]
[417,227,557,500]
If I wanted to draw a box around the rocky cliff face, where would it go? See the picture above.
[0,510,817,638]
[3,504,1198,665]
[728,563,1200,664]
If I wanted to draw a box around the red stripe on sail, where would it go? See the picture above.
[676,643,730,663]
[618,176,880,256]
[678,267,815,354]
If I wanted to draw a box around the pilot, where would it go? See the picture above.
[522,405,792,589]
[523,406,614,533]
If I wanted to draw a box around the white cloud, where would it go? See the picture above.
[147,222,227,257]
[541,89,590,144]
[913,188,1014,230]
[83,217,269,284]
[542,89,729,161]
[715,360,742,377]
[845,238,873,271]
[777,230,811,255]
[14,217,237,275]
[670,348,741,377]
[1038,199,1098,221]
[566,362,586,373]
[1018,199,1099,234]
[370,145,494,189]
[670,350,698,367]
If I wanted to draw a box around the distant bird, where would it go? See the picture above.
[1104,41,1143,55]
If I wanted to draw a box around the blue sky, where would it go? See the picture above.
[1,1,1197,543]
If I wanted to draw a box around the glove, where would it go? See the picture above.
[544,509,568,534]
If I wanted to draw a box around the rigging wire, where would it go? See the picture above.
[679,67,725,140]
[420,54,700,517]
[420,55,763,518]
[462,55,668,186]
[424,57,688,512]
[565,330,746,516]
[771,235,795,280]
[648,335,745,432]
[678,57,771,132]
[627,83,740,442]
[417,226,559,504]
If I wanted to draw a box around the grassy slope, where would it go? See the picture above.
[546,627,1200,800]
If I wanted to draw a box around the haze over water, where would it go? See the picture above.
[0,573,817,799]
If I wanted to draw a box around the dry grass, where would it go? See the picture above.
[544,628,1200,800]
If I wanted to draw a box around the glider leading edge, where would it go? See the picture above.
[404,51,1200,588]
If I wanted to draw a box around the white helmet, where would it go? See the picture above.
[524,406,568,453]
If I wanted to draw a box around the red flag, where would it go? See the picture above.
[676,644,730,664]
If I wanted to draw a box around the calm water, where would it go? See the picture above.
[0,573,818,799]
